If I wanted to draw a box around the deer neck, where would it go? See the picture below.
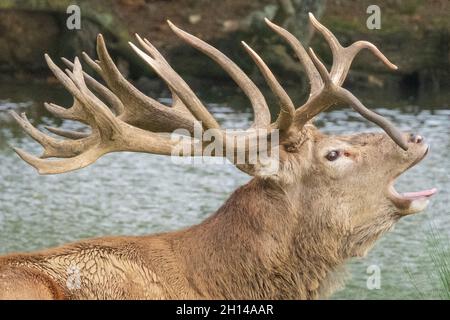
[173,178,346,299]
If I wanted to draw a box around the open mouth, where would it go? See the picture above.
[388,147,437,213]
[389,185,437,202]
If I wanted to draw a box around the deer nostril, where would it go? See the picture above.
[415,135,423,143]
[408,133,424,144]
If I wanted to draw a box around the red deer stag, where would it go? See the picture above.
[0,14,436,299]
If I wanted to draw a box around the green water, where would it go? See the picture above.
[0,81,448,299]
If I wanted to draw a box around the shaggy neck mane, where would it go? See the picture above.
[173,178,347,299]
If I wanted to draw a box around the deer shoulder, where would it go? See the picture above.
[0,236,196,299]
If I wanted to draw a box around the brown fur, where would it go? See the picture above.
[0,127,429,299]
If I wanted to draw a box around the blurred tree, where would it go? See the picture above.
[0,0,325,80]
[0,0,130,77]
[0,0,447,96]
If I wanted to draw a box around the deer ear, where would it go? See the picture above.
[282,132,310,153]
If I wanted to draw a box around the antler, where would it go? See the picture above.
[10,25,279,175]
[264,13,408,150]
[11,14,408,176]
[82,35,198,134]
[11,57,197,174]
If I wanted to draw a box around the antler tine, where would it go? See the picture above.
[81,51,103,75]
[44,55,90,123]
[135,38,193,118]
[44,126,89,140]
[12,146,105,175]
[45,54,82,100]
[129,34,220,130]
[10,58,122,163]
[167,20,271,129]
[293,49,334,126]
[308,12,397,86]
[241,41,294,131]
[9,111,89,158]
[306,48,333,86]
[61,57,125,116]
[94,34,198,134]
[334,88,408,150]
[78,58,121,136]
[64,58,122,138]
[13,122,203,174]
[11,56,188,174]
[264,18,323,96]
[88,35,194,124]
[302,48,408,150]
[95,34,173,114]
[43,101,85,123]
[95,34,158,108]
[168,88,195,119]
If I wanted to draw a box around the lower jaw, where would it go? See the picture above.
[388,185,436,215]
[403,198,430,215]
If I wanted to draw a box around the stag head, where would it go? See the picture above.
[10,14,436,272]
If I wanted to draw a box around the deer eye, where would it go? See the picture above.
[325,150,340,161]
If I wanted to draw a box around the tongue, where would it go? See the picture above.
[402,188,437,200]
